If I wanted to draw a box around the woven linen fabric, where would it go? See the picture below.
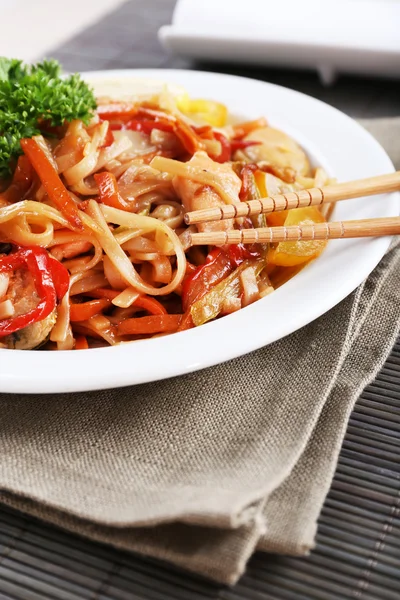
[0,118,399,585]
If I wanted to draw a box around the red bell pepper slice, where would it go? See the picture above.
[129,119,175,134]
[178,246,261,330]
[48,255,70,300]
[228,243,260,267]
[181,248,233,312]
[212,131,231,163]
[0,246,69,337]
[192,125,214,139]
[20,138,83,231]
[94,171,130,211]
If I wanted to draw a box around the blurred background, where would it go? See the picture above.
[1,0,399,117]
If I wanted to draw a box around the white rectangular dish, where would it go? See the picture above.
[159,0,400,84]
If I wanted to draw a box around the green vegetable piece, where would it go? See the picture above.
[190,259,264,327]
[0,57,97,179]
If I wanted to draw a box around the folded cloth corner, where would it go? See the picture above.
[0,117,399,585]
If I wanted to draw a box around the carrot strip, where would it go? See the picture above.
[94,172,130,211]
[20,137,83,231]
[74,335,89,350]
[174,119,201,155]
[117,314,182,336]
[87,288,120,300]
[177,312,195,331]
[70,298,111,322]
[133,296,167,315]
[97,103,138,120]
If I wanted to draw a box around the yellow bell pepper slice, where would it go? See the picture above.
[267,210,288,227]
[177,95,228,127]
[268,207,327,267]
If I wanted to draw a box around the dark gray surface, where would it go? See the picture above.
[1,1,399,598]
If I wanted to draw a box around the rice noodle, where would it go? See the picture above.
[5,214,54,247]
[63,122,108,186]
[51,271,84,343]
[93,135,133,173]
[70,272,108,295]
[240,266,260,307]
[97,203,186,295]
[112,287,140,308]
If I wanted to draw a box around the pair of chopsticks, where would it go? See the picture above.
[185,171,400,246]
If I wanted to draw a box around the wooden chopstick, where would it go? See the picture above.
[189,216,400,246]
[184,171,400,225]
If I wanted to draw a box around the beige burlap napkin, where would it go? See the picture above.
[0,118,399,585]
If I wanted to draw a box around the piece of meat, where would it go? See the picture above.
[173,151,241,233]
[239,127,310,176]
[2,268,57,349]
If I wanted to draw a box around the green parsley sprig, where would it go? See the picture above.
[0,58,97,179]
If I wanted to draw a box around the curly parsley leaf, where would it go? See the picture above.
[0,58,97,179]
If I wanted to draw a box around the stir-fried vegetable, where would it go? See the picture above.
[20,136,84,231]
[181,248,233,311]
[228,243,260,267]
[94,171,130,211]
[190,259,264,327]
[241,127,310,175]
[0,246,69,336]
[70,298,111,322]
[268,207,328,267]
[177,96,228,127]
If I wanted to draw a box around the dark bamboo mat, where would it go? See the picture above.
[0,1,399,598]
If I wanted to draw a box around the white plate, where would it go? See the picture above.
[1,69,398,394]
